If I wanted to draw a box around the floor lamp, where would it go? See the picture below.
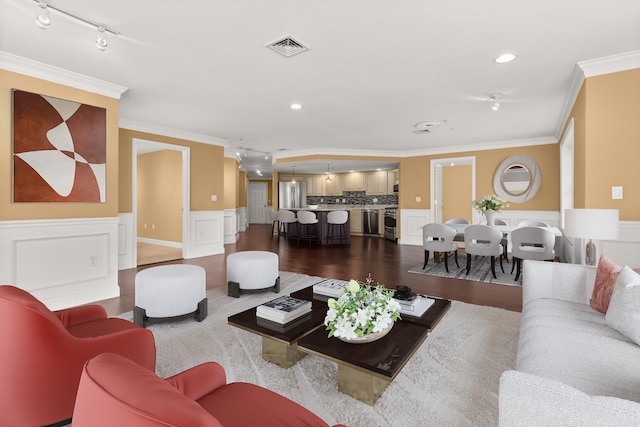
[564,209,619,265]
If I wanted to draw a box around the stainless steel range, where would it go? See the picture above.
[384,207,397,242]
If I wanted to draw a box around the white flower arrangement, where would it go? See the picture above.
[324,274,401,340]
[471,194,509,213]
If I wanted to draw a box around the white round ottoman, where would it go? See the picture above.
[134,264,207,327]
[227,251,280,298]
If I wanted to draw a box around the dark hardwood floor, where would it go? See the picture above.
[103,224,522,316]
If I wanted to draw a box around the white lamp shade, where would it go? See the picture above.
[564,209,619,240]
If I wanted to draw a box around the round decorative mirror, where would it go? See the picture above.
[493,155,542,203]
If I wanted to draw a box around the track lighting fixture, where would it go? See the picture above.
[31,0,119,50]
[96,26,108,51]
[490,93,502,111]
[35,1,50,29]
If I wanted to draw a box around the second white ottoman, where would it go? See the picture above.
[134,264,207,327]
[227,251,280,298]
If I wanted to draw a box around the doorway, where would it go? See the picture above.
[430,157,476,223]
[132,139,190,266]
[248,182,269,224]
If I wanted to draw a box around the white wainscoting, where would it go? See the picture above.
[399,209,430,246]
[238,207,247,232]
[186,210,225,258]
[0,217,120,310]
[118,213,135,270]
[224,208,239,244]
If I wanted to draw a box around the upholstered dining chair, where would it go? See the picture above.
[423,223,460,273]
[477,218,510,262]
[72,352,348,427]
[463,225,504,279]
[517,219,549,227]
[510,226,556,281]
[277,209,297,241]
[0,285,156,427]
[444,217,469,242]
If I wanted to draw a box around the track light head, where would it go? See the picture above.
[490,93,502,111]
[96,26,108,50]
[35,1,50,29]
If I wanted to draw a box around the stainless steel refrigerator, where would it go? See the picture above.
[278,181,307,209]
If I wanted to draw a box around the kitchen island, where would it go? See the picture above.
[286,208,351,245]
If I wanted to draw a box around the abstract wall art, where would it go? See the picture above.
[12,89,107,203]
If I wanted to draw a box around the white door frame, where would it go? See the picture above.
[430,156,476,223]
[132,138,190,264]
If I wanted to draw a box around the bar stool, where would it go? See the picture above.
[296,210,319,246]
[277,210,297,241]
[326,210,348,245]
[269,209,279,240]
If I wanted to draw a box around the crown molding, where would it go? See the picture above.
[119,118,228,146]
[272,136,557,161]
[578,49,640,78]
[0,51,127,99]
[554,50,640,140]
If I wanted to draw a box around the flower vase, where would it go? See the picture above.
[337,323,393,344]
[484,210,496,226]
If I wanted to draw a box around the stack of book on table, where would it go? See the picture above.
[393,295,435,318]
[256,295,312,324]
[312,279,349,299]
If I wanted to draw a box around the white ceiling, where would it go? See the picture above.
[1,0,639,179]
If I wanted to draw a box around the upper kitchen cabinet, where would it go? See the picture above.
[387,169,398,194]
[306,175,326,196]
[366,171,388,195]
[324,173,343,195]
[342,172,366,191]
[279,173,305,183]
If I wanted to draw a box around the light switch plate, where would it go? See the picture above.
[612,186,623,200]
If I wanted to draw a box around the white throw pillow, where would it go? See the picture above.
[605,266,640,345]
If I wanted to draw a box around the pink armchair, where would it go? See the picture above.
[73,352,348,427]
[0,285,156,427]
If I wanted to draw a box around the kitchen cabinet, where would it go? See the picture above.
[342,172,365,191]
[305,175,325,196]
[278,174,304,183]
[387,169,398,194]
[350,208,363,234]
[366,171,388,195]
[324,173,343,195]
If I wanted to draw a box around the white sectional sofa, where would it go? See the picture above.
[499,260,640,426]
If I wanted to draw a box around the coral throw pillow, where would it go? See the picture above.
[590,255,623,313]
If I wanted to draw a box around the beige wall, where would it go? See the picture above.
[137,150,182,242]
[239,171,247,208]
[119,128,224,213]
[559,68,640,220]
[1,70,120,220]
[224,157,239,209]
[442,165,473,222]
[399,144,560,212]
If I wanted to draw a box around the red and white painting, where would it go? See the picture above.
[12,89,106,203]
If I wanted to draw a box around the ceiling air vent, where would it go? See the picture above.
[266,36,310,58]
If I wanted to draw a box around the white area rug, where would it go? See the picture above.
[409,255,523,287]
[120,272,521,427]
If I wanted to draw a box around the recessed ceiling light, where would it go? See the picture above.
[494,53,517,64]
[289,103,303,110]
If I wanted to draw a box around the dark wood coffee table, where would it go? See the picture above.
[295,292,451,405]
[228,284,450,404]
[227,289,327,368]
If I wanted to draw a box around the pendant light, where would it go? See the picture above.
[325,162,332,182]
[291,166,296,183]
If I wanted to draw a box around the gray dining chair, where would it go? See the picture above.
[510,226,555,281]
[463,225,504,279]
[477,218,509,262]
[444,218,469,242]
[517,220,549,227]
[422,223,459,273]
